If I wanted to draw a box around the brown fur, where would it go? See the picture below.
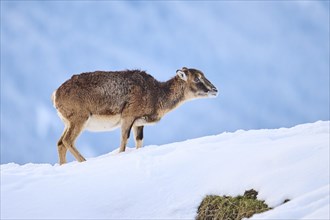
[53,67,217,164]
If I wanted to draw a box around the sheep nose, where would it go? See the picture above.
[212,87,218,93]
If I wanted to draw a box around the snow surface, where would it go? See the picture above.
[1,121,329,219]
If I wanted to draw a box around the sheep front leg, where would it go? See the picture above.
[133,126,144,149]
[119,118,135,153]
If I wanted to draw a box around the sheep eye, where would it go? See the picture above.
[194,77,200,83]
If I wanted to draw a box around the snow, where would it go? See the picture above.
[1,121,329,219]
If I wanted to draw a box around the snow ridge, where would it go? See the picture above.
[1,121,329,219]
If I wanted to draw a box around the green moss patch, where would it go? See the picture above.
[196,189,271,220]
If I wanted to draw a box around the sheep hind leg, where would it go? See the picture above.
[62,120,87,163]
[57,127,68,165]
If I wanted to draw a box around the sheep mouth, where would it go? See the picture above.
[207,87,218,97]
[208,90,218,97]
[197,89,218,98]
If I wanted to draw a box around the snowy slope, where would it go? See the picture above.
[1,121,329,219]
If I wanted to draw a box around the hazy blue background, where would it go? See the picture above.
[1,1,329,164]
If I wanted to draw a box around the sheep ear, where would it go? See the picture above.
[176,70,187,81]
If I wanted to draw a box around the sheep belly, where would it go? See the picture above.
[85,115,121,132]
[134,116,160,127]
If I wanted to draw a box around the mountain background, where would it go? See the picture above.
[1,1,329,164]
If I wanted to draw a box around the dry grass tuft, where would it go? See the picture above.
[196,189,271,220]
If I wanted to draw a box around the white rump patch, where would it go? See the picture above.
[85,114,121,132]
[51,90,57,107]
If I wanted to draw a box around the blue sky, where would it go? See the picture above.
[1,1,329,164]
